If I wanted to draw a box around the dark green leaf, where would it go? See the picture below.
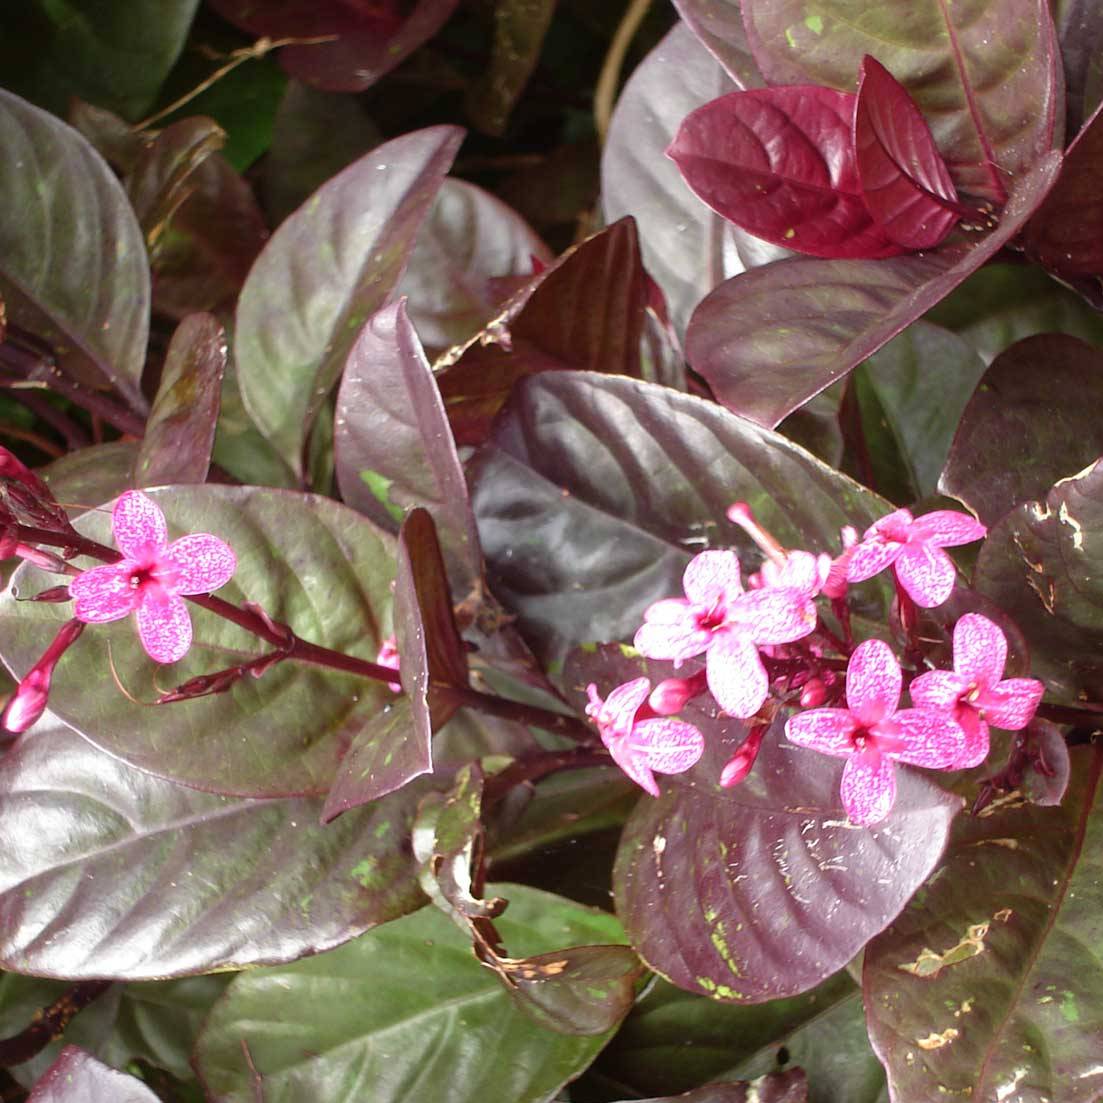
[194,884,627,1102]
[235,125,463,477]
[0,486,395,797]
[865,745,1103,1100]
[0,721,426,978]
[0,89,149,411]
[134,314,225,488]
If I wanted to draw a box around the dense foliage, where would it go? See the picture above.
[0,1,1102,1100]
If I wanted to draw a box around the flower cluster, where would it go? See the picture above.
[585,504,1046,826]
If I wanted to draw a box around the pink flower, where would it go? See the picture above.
[376,633,401,693]
[634,550,817,718]
[847,508,986,608]
[785,638,964,826]
[585,678,704,796]
[69,491,236,664]
[910,613,1044,769]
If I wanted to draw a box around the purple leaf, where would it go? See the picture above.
[134,314,226,488]
[741,0,1062,202]
[853,55,963,249]
[671,0,766,85]
[975,459,1103,705]
[235,126,463,478]
[28,1047,158,1103]
[398,179,552,352]
[322,509,468,820]
[0,721,426,978]
[940,334,1103,526]
[1024,100,1103,279]
[40,443,139,512]
[864,745,1103,1100]
[668,86,903,259]
[470,372,891,669]
[208,0,459,93]
[1022,719,1071,806]
[0,486,396,797]
[685,151,1062,427]
[570,646,959,1001]
[1055,0,1103,132]
[601,23,745,337]
[435,218,647,446]
[335,299,482,597]
[624,1072,809,1103]
[0,90,148,413]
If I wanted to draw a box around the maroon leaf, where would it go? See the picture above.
[626,1073,809,1103]
[685,151,1062,427]
[570,646,960,1002]
[435,218,647,446]
[853,55,963,249]
[134,313,226,488]
[334,299,482,597]
[740,0,1062,203]
[864,746,1103,1101]
[668,86,903,259]
[671,0,766,86]
[940,334,1103,527]
[1024,100,1103,279]
[28,1047,158,1103]
[1055,0,1103,132]
[208,0,460,93]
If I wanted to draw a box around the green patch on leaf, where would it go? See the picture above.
[360,470,405,523]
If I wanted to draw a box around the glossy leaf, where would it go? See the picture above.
[398,179,552,352]
[334,299,482,596]
[853,55,962,249]
[668,86,902,259]
[470,372,891,668]
[622,1071,809,1102]
[740,0,1062,202]
[27,1047,159,1103]
[0,721,425,978]
[208,0,459,93]
[975,459,1103,704]
[671,0,765,85]
[940,335,1103,526]
[570,647,961,1002]
[466,0,557,136]
[601,23,746,337]
[0,1,198,121]
[865,745,1103,1100]
[235,126,463,477]
[0,89,148,411]
[40,443,139,512]
[685,152,1062,428]
[194,884,627,1103]
[134,313,226,488]
[1024,101,1103,278]
[321,509,467,820]
[850,322,986,503]
[435,218,647,446]
[593,970,886,1101]
[0,486,395,797]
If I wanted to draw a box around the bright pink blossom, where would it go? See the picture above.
[634,550,817,718]
[585,678,704,796]
[785,638,964,826]
[847,508,985,608]
[910,613,1044,769]
[69,491,236,665]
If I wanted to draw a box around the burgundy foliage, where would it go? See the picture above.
[1,0,1103,1099]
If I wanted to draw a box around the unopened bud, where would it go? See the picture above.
[800,677,827,708]
[15,543,70,574]
[30,585,72,603]
[0,526,17,559]
[727,501,787,566]
[719,724,768,787]
[2,618,84,733]
[649,676,696,715]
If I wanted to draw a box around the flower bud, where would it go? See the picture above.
[648,677,694,715]
[719,724,768,787]
[800,677,827,708]
[726,501,787,565]
[2,618,84,733]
